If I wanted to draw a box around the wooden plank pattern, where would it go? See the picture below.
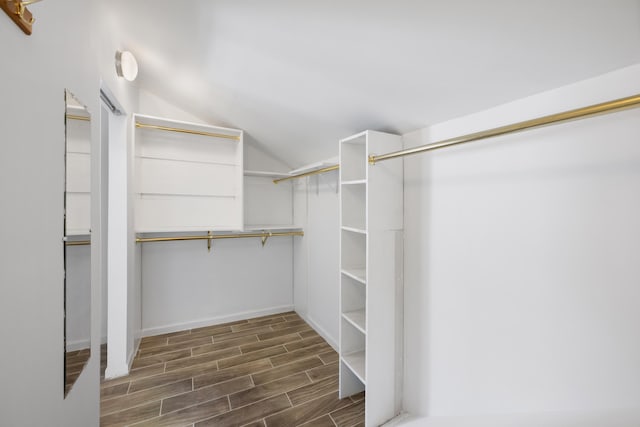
[100,311,364,426]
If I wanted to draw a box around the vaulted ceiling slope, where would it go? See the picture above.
[106,0,640,168]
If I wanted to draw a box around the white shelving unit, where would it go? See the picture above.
[133,114,244,232]
[339,130,403,426]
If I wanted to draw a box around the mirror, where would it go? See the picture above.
[64,90,91,396]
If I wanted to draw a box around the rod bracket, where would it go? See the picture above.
[368,154,377,165]
[261,232,272,247]
[207,231,212,252]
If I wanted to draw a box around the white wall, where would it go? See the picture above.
[141,236,294,335]
[0,0,139,424]
[402,64,640,423]
[293,172,341,349]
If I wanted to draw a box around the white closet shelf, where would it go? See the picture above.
[341,226,366,235]
[341,268,366,284]
[287,159,338,175]
[138,155,239,167]
[135,113,243,140]
[135,226,244,234]
[138,193,236,199]
[342,309,366,334]
[244,170,289,178]
[342,351,366,384]
[341,179,366,185]
[244,225,303,232]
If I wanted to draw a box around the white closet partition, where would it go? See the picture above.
[133,114,244,232]
[339,130,403,426]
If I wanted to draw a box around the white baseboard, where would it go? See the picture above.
[297,312,338,351]
[141,305,294,337]
[127,335,141,371]
[385,410,640,427]
[66,338,90,352]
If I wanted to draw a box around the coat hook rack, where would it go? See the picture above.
[1,0,43,35]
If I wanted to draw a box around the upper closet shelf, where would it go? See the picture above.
[287,158,338,175]
[135,114,243,141]
[244,170,289,178]
[244,225,303,232]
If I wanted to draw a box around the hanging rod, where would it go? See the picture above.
[273,165,339,184]
[135,122,241,141]
[369,93,640,165]
[65,240,90,246]
[66,114,90,122]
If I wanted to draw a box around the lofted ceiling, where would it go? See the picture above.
[106,0,640,169]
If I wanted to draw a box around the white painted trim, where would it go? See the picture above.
[141,305,294,337]
[104,361,130,380]
[298,312,338,351]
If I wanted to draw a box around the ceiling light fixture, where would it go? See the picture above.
[115,50,138,82]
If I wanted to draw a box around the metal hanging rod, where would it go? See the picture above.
[135,122,241,141]
[66,114,90,122]
[65,240,90,246]
[136,230,304,252]
[273,165,339,184]
[369,93,640,165]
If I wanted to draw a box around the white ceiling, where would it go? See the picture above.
[107,0,640,169]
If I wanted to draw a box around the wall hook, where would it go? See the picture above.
[1,0,43,35]
[207,231,212,253]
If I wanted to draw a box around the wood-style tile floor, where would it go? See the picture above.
[100,311,364,427]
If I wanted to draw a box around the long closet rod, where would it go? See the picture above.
[273,164,339,184]
[137,230,304,252]
[136,230,304,244]
[369,93,640,165]
[65,240,90,246]
[135,122,241,141]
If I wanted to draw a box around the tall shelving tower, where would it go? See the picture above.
[339,130,404,426]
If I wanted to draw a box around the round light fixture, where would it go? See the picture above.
[115,50,138,81]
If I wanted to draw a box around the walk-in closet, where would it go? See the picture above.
[2,1,640,426]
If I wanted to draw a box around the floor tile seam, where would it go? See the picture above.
[327,400,364,426]
[270,351,331,367]
[223,389,296,414]
[124,377,199,397]
[227,370,314,409]
[264,389,339,425]
[212,331,273,344]
[297,413,338,427]
[283,341,332,354]
[155,388,234,418]
[163,349,242,373]
[100,384,196,416]
[286,378,340,406]
[217,345,288,369]
[285,387,340,411]
[191,341,254,357]
[239,338,301,355]
[99,399,162,422]
[167,331,233,345]
[251,354,324,381]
